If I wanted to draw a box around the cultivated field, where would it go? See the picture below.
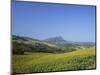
[12,47,96,74]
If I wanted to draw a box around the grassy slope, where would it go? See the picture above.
[13,47,96,74]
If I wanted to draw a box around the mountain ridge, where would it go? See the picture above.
[43,36,70,44]
[12,35,95,51]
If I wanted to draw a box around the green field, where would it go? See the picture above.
[12,47,96,74]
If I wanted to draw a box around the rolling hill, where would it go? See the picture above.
[12,35,95,54]
[12,35,63,54]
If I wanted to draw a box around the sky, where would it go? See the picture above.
[12,1,96,42]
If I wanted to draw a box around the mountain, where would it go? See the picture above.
[12,35,63,54]
[43,36,95,50]
[43,36,69,44]
[12,35,58,47]
[12,35,95,54]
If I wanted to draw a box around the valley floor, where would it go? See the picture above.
[12,47,96,74]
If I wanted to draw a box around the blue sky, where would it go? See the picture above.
[12,1,96,42]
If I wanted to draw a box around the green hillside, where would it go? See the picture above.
[12,35,95,54]
[12,35,78,54]
[13,47,96,74]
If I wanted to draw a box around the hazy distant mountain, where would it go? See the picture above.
[43,36,69,44]
[74,42,95,47]
[43,36,95,49]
